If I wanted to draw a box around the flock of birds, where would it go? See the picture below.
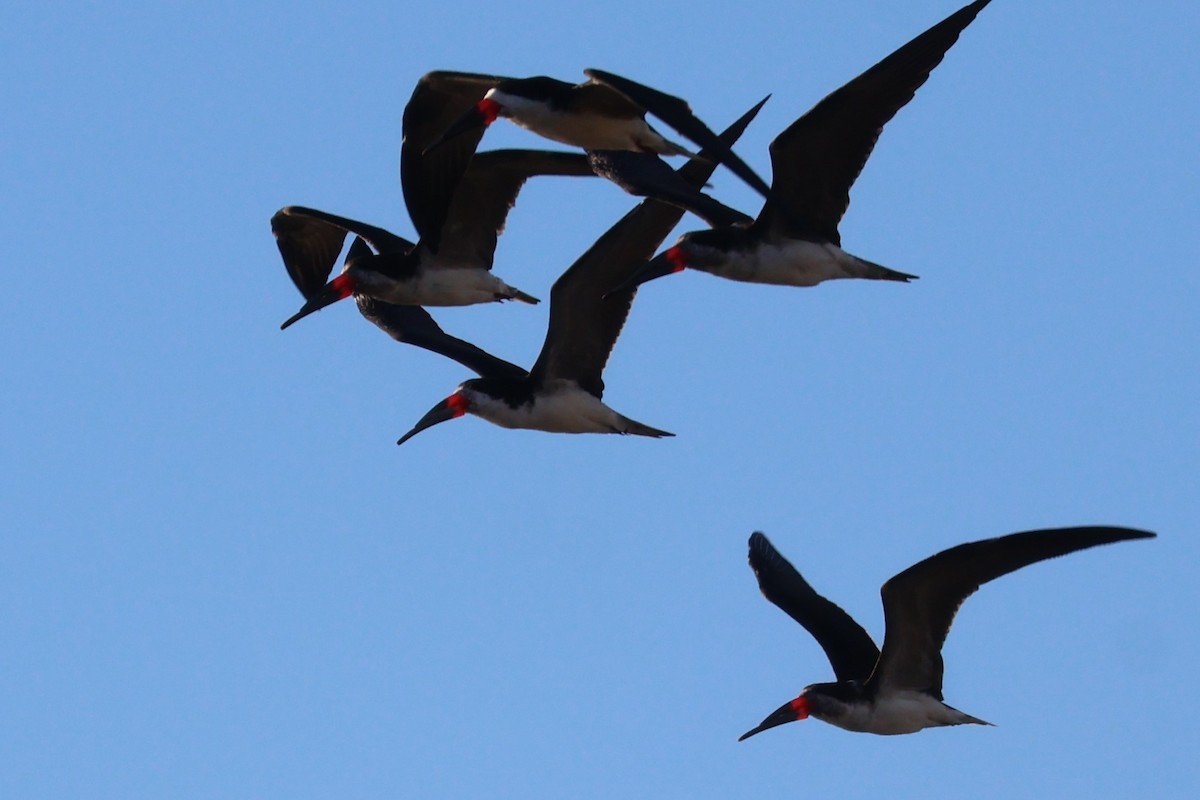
[272,0,1155,739]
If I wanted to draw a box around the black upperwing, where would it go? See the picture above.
[758,0,993,243]
[528,98,766,398]
[748,532,881,683]
[272,206,416,298]
[585,68,772,199]
[355,296,527,381]
[871,525,1155,699]
[586,149,754,229]
[428,148,595,270]
[400,71,503,251]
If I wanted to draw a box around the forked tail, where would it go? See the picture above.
[618,415,675,438]
[854,255,919,283]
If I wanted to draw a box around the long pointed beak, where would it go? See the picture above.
[737,698,808,742]
[423,101,495,156]
[604,251,680,299]
[396,396,464,446]
[280,275,355,330]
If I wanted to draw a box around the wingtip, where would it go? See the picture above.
[748,530,775,550]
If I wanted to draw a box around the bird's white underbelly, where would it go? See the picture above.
[474,385,623,433]
[721,240,856,287]
[827,691,984,736]
[490,91,662,152]
[374,269,512,307]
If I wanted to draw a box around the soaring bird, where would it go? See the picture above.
[738,526,1155,739]
[395,99,766,445]
[421,68,770,226]
[611,0,993,296]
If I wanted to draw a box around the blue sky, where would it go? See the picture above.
[3,1,1197,797]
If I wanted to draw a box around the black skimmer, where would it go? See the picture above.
[395,100,765,445]
[738,526,1155,739]
[611,0,993,296]
[276,73,598,329]
[421,69,769,226]
[283,229,529,379]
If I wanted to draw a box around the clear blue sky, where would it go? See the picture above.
[3,1,1197,797]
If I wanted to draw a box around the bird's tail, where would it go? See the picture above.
[616,415,675,438]
[642,124,705,161]
[658,136,705,161]
[851,255,919,283]
[943,704,995,728]
[497,284,541,304]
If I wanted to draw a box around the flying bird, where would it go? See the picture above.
[275,72,599,329]
[611,0,993,296]
[284,231,529,379]
[421,69,770,226]
[738,526,1155,739]
[395,100,766,446]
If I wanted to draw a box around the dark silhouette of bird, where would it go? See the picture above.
[739,526,1155,739]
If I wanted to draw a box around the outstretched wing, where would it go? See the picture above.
[748,532,880,682]
[400,71,504,250]
[872,525,1155,699]
[529,99,765,397]
[759,0,992,243]
[586,149,752,228]
[585,68,772,198]
[427,149,594,270]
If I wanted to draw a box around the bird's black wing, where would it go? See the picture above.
[586,150,753,228]
[401,71,504,250]
[585,68,772,198]
[748,532,880,683]
[272,206,416,298]
[427,149,595,270]
[759,0,992,243]
[356,297,528,380]
[528,99,765,397]
[872,525,1155,699]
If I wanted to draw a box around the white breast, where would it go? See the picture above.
[718,240,856,287]
[472,384,624,434]
[826,691,989,736]
[369,269,513,307]
[489,89,660,152]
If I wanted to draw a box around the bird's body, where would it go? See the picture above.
[797,682,990,735]
[483,83,690,156]
[738,526,1155,739]
[395,101,765,445]
[345,260,536,308]
[441,379,672,437]
[614,0,992,296]
[675,233,912,287]
[422,69,770,226]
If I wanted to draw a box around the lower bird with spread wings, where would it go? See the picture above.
[739,526,1155,738]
